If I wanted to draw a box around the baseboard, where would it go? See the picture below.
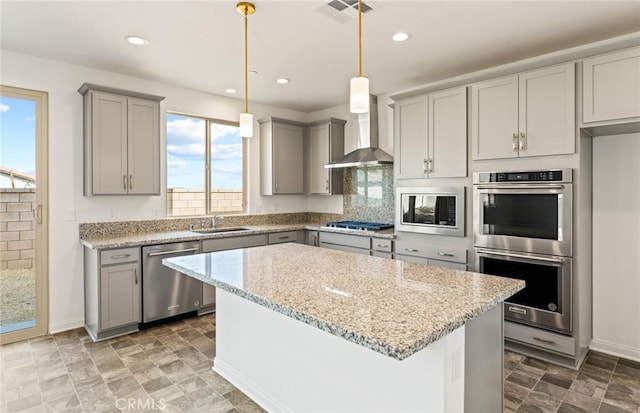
[49,318,84,334]
[590,338,640,362]
[213,357,290,413]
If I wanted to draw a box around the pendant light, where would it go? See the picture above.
[350,0,369,114]
[237,2,255,137]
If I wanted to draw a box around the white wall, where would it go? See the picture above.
[591,133,640,361]
[0,50,315,332]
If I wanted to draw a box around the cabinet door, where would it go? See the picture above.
[428,87,467,178]
[583,47,640,123]
[471,75,519,160]
[309,123,330,194]
[428,259,467,271]
[127,98,160,194]
[273,123,304,194]
[394,254,430,265]
[518,63,575,158]
[91,92,128,194]
[395,96,428,179]
[100,263,140,330]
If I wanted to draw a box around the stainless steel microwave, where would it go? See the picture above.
[395,187,465,237]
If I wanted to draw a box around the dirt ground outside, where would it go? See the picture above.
[0,268,35,327]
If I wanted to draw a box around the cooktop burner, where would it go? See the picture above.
[326,221,394,231]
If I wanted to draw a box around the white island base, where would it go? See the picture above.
[213,289,503,413]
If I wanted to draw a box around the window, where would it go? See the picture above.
[166,113,244,216]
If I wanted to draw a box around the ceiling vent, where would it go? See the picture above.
[316,0,373,23]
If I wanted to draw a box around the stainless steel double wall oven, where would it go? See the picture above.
[473,169,573,334]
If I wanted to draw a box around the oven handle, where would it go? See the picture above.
[475,249,565,264]
[476,184,565,190]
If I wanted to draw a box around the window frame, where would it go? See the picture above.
[166,111,246,216]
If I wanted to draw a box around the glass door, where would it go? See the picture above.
[0,85,48,344]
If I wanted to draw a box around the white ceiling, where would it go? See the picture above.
[1,1,639,112]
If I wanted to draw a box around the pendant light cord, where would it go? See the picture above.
[358,0,362,77]
[244,7,249,113]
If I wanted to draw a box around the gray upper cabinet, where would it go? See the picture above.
[395,86,467,180]
[583,47,640,124]
[78,83,164,196]
[471,63,575,160]
[259,117,305,195]
[307,118,346,195]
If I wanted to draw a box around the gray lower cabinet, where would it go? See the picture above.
[394,239,467,270]
[319,232,371,255]
[84,246,141,341]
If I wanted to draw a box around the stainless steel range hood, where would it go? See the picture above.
[325,95,393,169]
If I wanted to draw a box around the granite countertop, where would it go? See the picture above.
[163,243,524,361]
[80,223,395,250]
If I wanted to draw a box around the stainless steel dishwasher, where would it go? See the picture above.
[142,241,202,323]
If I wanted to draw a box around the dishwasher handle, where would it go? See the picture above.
[147,248,199,257]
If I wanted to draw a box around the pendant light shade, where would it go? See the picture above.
[239,112,253,138]
[350,0,369,114]
[237,2,255,137]
[350,76,369,114]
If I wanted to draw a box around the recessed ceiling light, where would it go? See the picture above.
[276,78,290,84]
[392,32,410,42]
[125,35,149,46]
[225,88,237,94]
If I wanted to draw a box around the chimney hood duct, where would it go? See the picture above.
[325,95,393,169]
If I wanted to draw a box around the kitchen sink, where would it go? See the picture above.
[190,227,250,234]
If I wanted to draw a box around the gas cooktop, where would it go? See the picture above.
[325,221,394,231]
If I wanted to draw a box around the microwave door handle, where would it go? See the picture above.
[557,193,564,242]
[475,249,565,264]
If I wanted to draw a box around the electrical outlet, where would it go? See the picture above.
[108,208,117,218]
[67,210,76,221]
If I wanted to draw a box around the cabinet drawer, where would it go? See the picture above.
[371,250,392,259]
[505,321,576,356]
[319,242,370,256]
[428,259,467,271]
[268,231,298,244]
[319,232,370,249]
[100,247,140,265]
[394,241,466,264]
[394,254,430,265]
[202,234,267,252]
[372,238,393,253]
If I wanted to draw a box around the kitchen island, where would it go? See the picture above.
[164,243,524,412]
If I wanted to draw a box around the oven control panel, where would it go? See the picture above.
[474,169,572,184]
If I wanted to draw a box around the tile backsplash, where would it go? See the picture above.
[342,165,394,224]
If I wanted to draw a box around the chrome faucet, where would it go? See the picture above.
[211,215,224,228]
[200,219,206,229]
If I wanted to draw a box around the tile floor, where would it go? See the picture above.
[505,349,640,413]
[1,313,639,413]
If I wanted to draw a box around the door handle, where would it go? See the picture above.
[129,175,133,190]
[508,306,527,315]
[35,204,42,225]
[519,132,526,151]
[147,248,199,257]
[533,336,556,345]
[279,235,290,240]
[437,252,454,257]
[476,184,565,190]
[134,268,138,284]
[123,174,127,191]
[512,133,518,151]
[111,254,131,260]
[423,159,429,174]
[405,248,419,252]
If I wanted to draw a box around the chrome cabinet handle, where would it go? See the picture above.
[476,184,565,190]
[533,336,556,345]
[134,268,138,285]
[376,244,388,248]
[405,248,419,252]
[111,254,131,260]
[123,174,127,191]
[427,158,434,173]
[512,133,518,151]
[437,252,454,257]
[423,159,429,174]
[279,235,289,240]
[519,132,526,151]
[129,175,133,190]
[325,180,329,191]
